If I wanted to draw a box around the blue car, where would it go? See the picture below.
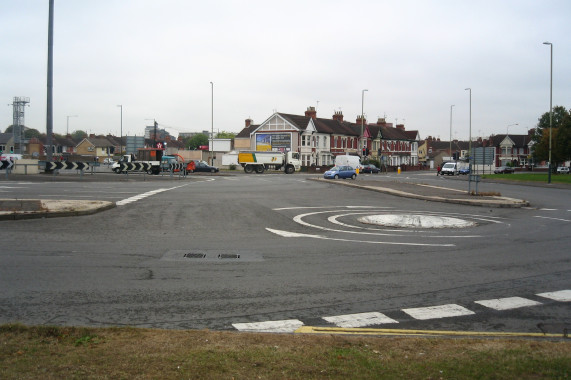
[458,167,470,175]
[324,166,357,180]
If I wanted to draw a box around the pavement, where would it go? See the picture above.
[0,172,533,220]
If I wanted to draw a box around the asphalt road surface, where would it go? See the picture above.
[1,172,569,334]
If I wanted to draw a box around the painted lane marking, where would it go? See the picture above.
[537,290,571,302]
[323,312,398,328]
[402,304,475,320]
[273,206,389,211]
[533,215,571,222]
[266,228,455,247]
[232,319,303,333]
[539,208,557,211]
[474,297,542,311]
[116,184,189,206]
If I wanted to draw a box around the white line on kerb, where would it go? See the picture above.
[323,312,398,328]
[537,290,571,302]
[402,304,475,320]
[474,297,542,311]
[232,319,303,333]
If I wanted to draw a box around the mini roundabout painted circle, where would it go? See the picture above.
[358,214,476,229]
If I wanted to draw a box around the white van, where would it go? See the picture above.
[0,153,22,161]
[440,162,458,175]
[334,154,361,170]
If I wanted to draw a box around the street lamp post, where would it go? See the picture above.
[66,115,78,135]
[361,89,368,156]
[449,105,454,159]
[465,88,472,189]
[543,41,553,184]
[210,81,214,166]
[117,105,123,156]
[506,123,518,135]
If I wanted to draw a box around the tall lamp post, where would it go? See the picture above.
[117,105,123,156]
[66,115,78,135]
[449,105,454,159]
[361,89,368,156]
[506,123,518,135]
[465,88,472,187]
[543,41,553,184]
[210,81,214,166]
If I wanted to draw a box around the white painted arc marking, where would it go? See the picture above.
[402,304,475,320]
[265,228,455,247]
[273,206,392,211]
[232,319,303,333]
[323,312,398,328]
[533,216,571,222]
[474,297,542,310]
[536,290,571,302]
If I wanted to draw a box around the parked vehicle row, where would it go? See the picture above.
[556,166,570,174]
[494,166,515,174]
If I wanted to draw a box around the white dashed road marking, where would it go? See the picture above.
[474,297,542,310]
[401,304,476,320]
[533,216,571,222]
[232,319,303,333]
[116,184,189,206]
[231,289,569,332]
[537,290,571,302]
[323,312,398,328]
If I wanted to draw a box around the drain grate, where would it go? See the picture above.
[218,253,240,260]
[184,252,207,259]
[162,250,262,262]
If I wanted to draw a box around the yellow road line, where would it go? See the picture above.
[295,326,565,338]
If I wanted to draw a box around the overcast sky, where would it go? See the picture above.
[1,0,570,141]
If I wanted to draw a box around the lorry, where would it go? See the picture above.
[112,148,164,174]
[238,151,301,174]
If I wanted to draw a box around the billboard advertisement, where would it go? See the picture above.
[255,133,291,152]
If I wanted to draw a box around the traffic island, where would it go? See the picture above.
[0,199,116,220]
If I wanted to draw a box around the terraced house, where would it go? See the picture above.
[235,107,419,168]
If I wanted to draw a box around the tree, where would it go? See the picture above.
[4,125,41,139]
[186,134,208,150]
[71,130,87,140]
[532,105,568,144]
[215,131,235,139]
[532,106,570,165]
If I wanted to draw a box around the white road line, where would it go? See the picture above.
[323,312,398,328]
[116,184,188,206]
[536,290,571,302]
[402,304,475,320]
[474,297,542,311]
[266,228,455,247]
[533,216,571,222]
[539,208,557,211]
[232,319,303,333]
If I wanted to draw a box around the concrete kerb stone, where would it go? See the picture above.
[0,199,116,221]
[309,178,530,208]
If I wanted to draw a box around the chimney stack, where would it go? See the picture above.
[305,106,317,119]
[396,124,405,130]
[245,118,253,127]
[332,111,344,122]
[356,115,367,125]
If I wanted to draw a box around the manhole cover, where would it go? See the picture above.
[358,214,476,229]
[161,250,263,262]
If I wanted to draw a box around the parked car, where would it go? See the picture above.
[458,167,470,175]
[557,166,570,174]
[324,166,357,180]
[103,158,114,165]
[494,166,514,174]
[192,160,219,173]
[361,164,380,174]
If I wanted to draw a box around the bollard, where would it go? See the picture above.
[397,166,401,174]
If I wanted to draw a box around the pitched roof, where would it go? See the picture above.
[236,124,258,138]
[489,134,532,147]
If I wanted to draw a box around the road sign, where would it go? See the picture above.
[45,162,90,171]
[119,162,153,172]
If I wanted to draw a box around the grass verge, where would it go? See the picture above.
[482,173,571,184]
[1,324,570,379]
